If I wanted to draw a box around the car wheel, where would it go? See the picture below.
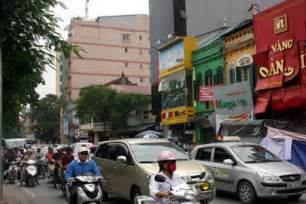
[238,181,256,204]
[130,187,141,204]
[288,194,302,202]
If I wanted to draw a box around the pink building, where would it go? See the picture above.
[56,14,151,101]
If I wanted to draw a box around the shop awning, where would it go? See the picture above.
[255,91,271,114]
[255,74,283,91]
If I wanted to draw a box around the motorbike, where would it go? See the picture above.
[7,161,19,184]
[24,159,38,187]
[152,174,204,204]
[65,176,103,204]
[47,159,55,183]
[36,159,48,179]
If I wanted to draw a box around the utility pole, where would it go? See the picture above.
[0,43,5,204]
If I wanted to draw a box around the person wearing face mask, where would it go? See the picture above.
[149,150,186,204]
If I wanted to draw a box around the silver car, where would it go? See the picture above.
[191,142,306,204]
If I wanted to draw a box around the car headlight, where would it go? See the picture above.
[257,172,281,183]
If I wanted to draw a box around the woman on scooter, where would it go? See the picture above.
[149,150,186,204]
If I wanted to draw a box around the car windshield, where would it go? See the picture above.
[231,145,282,163]
[130,142,190,163]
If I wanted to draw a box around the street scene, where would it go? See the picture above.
[1,0,306,204]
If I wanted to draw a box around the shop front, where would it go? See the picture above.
[192,38,225,143]
[253,0,306,132]
[158,37,197,143]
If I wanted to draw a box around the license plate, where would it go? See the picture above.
[288,181,300,189]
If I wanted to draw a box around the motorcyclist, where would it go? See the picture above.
[20,149,39,186]
[149,150,186,204]
[65,146,100,204]
[52,146,64,187]
[46,146,54,161]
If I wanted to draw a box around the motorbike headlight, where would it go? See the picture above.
[200,181,210,191]
[257,172,281,183]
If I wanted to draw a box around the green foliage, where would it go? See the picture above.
[30,94,61,143]
[0,0,80,138]
[75,85,151,132]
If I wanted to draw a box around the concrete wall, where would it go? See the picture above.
[64,15,150,101]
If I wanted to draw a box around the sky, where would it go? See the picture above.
[36,0,149,98]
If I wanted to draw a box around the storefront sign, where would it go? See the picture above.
[159,41,184,71]
[213,81,254,119]
[274,14,288,34]
[199,86,214,102]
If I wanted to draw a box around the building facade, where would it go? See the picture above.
[253,0,306,133]
[192,37,225,143]
[159,37,197,143]
[149,0,285,130]
[56,15,151,102]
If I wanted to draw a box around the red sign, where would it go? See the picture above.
[199,86,214,102]
[253,0,306,91]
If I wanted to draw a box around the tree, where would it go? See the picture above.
[0,0,80,138]
[75,85,151,134]
[30,94,61,143]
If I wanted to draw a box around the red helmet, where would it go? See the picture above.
[157,151,176,162]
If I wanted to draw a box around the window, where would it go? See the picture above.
[196,148,213,161]
[124,62,128,68]
[229,64,236,84]
[139,35,142,40]
[95,144,110,159]
[213,147,233,163]
[140,64,143,69]
[241,67,249,82]
[216,67,224,85]
[140,77,144,82]
[139,49,143,55]
[124,48,128,53]
[143,111,149,119]
[116,144,132,163]
[122,33,130,43]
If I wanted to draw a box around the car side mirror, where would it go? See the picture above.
[117,155,127,163]
[223,159,234,165]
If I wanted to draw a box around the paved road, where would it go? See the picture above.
[5,179,306,204]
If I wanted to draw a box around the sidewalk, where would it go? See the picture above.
[3,184,34,204]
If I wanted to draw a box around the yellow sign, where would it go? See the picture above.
[161,106,194,126]
[274,14,288,34]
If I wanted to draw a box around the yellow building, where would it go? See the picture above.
[224,20,256,87]
[158,37,197,141]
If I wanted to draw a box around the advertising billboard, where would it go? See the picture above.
[159,40,184,72]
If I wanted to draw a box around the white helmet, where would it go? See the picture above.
[78,146,88,154]
[157,151,176,162]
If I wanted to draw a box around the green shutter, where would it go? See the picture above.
[236,67,242,82]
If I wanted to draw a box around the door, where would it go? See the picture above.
[94,143,117,193]
[210,147,236,191]
[194,147,214,173]
[111,143,135,199]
